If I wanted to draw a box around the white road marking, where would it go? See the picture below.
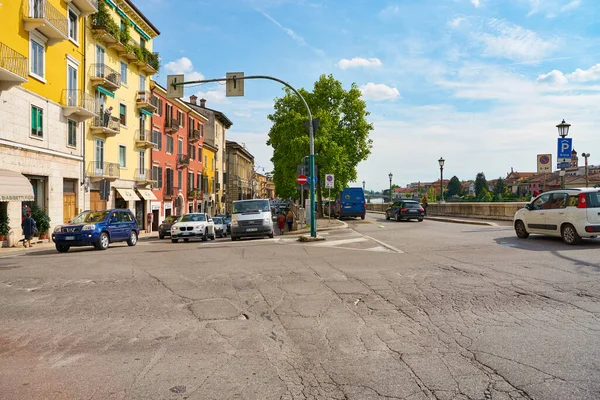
[352,231,404,254]
[314,238,368,247]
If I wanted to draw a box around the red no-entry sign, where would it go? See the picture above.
[297,174,308,185]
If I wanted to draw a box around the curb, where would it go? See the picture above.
[367,210,499,226]
[283,219,348,236]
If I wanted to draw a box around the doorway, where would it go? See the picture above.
[152,209,159,231]
[63,179,77,223]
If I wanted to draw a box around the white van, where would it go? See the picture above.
[231,199,274,241]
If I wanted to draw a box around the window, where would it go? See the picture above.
[138,150,145,173]
[68,8,79,43]
[140,38,146,49]
[165,168,173,190]
[153,166,163,189]
[198,148,202,162]
[166,135,173,154]
[177,110,184,127]
[177,170,183,189]
[197,174,202,190]
[67,119,77,147]
[188,143,195,160]
[151,95,162,115]
[177,139,183,156]
[152,130,162,150]
[119,103,127,126]
[188,172,194,190]
[205,155,208,169]
[31,106,43,137]
[139,74,146,91]
[30,34,45,79]
[120,61,127,85]
[119,145,126,168]
[165,103,172,119]
[188,117,194,134]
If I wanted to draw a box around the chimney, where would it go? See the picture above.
[200,98,206,108]
[189,95,197,105]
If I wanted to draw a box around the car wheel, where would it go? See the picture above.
[561,224,581,245]
[269,232,274,238]
[183,238,190,242]
[171,238,178,243]
[159,233,164,240]
[55,243,70,253]
[361,215,365,220]
[396,213,401,222]
[385,214,390,220]
[223,232,227,238]
[210,232,216,240]
[202,229,208,241]
[127,231,138,246]
[418,218,423,222]
[514,220,529,239]
[231,236,237,241]
[95,232,109,250]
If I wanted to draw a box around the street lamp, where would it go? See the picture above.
[362,180,365,191]
[556,119,571,188]
[582,152,591,187]
[438,157,445,202]
[388,172,393,203]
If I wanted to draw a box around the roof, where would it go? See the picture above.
[123,0,160,35]
[184,101,233,128]
[226,140,254,161]
[203,142,218,153]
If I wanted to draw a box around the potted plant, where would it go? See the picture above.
[0,207,9,242]
[31,204,51,240]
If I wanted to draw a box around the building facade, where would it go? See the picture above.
[1,0,99,236]
[83,0,159,231]
[185,97,231,214]
[226,140,255,212]
[202,142,217,215]
[149,81,207,228]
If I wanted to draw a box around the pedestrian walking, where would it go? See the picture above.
[103,106,113,127]
[422,195,429,216]
[286,209,294,232]
[277,212,286,235]
[21,210,37,248]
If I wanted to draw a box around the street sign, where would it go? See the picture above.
[297,174,308,185]
[325,174,334,189]
[226,72,244,97]
[296,164,308,190]
[557,161,570,169]
[537,154,552,173]
[166,74,184,98]
[557,138,573,159]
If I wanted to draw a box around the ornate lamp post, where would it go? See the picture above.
[557,119,571,189]
[438,157,445,202]
[388,172,393,203]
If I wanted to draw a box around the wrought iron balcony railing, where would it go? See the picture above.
[62,89,97,120]
[87,161,120,180]
[90,63,120,89]
[0,42,28,83]
[165,117,180,133]
[23,0,68,42]
[177,154,191,169]
[91,115,121,135]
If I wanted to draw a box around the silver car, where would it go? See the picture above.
[212,216,228,238]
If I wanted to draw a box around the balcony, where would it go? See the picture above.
[163,186,176,200]
[135,129,156,149]
[136,91,157,113]
[133,47,159,75]
[134,168,156,186]
[90,115,120,136]
[177,154,190,169]
[0,42,28,91]
[65,0,98,17]
[23,0,69,45]
[87,161,120,182]
[61,90,97,121]
[189,189,203,200]
[121,38,138,62]
[164,117,180,134]
[188,129,201,144]
[91,8,118,46]
[90,64,120,90]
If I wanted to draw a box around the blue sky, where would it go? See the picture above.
[139,0,600,191]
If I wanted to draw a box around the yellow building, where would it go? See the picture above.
[1,0,98,236]
[202,143,218,215]
[83,0,159,231]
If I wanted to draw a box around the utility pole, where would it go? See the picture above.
[582,153,591,187]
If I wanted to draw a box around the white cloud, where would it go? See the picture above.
[568,64,600,82]
[471,0,481,7]
[337,57,383,69]
[359,83,400,101]
[163,57,204,81]
[193,84,227,105]
[561,0,582,11]
[379,5,400,16]
[478,19,556,62]
[527,0,582,17]
[449,17,465,28]
[536,70,568,85]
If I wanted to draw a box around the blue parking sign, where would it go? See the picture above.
[557,138,572,159]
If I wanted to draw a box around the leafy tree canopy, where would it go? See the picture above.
[493,177,507,196]
[447,176,462,197]
[475,172,488,198]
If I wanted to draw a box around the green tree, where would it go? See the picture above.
[446,176,462,197]
[480,188,493,202]
[475,172,488,198]
[267,74,373,215]
[493,177,507,196]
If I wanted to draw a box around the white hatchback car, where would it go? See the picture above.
[514,188,600,244]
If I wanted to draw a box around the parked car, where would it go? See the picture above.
[215,214,232,234]
[170,213,215,243]
[385,200,425,222]
[52,209,139,252]
[513,188,600,244]
[158,215,181,239]
[212,216,228,238]
[231,199,274,241]
[336,188,366,219]
[323,200,336,217]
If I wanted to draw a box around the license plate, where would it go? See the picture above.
[409,210,417,213]
[181,232,190,236]
[65,236,75,241]
[344,205,351,208]
[246,228,258,232]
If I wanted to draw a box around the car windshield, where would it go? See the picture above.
[180,214,206,222]
[71,210,109,224]
[165,215,180,223]
[233,200,270,213]
[213,217,223,224]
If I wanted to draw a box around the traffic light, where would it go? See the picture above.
[303,156,310,178]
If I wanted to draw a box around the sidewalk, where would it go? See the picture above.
[283,218,347,235]
[0,231,158,256]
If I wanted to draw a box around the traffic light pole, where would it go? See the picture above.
[171,75,317,237]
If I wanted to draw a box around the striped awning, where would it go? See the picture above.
[140,109,153,117]
[97,86,115,98]
[0,169,34,201]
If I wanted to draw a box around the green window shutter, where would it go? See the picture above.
[31,107,37,131]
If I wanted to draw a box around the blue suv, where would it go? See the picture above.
[52,209,139,253]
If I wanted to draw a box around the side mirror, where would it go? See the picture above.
[525,204,532,211]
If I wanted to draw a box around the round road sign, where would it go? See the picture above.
[326,175,333,182]
[539,155,550,164]
[297,174,308,185]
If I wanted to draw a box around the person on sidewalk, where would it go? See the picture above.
[21,211,37,248]
[422,195,429,216]
[286,209,294,232]
[277,212,286,235]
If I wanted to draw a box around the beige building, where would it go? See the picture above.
[184,97,231,214]
[226,140,254,212]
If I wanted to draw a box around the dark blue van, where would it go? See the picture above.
[336,188,366,219]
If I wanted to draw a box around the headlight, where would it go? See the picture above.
[82,224,95,231]
[231,219,238,227]
[171,226,178,232]
[54,226,62,233]
[195,225,203,230]
[263,216,271,225]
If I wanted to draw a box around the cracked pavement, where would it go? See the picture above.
[1,213,599,399]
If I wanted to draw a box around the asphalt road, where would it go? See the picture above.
[1,214,599,400]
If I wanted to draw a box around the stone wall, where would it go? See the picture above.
[367,202,527,221]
